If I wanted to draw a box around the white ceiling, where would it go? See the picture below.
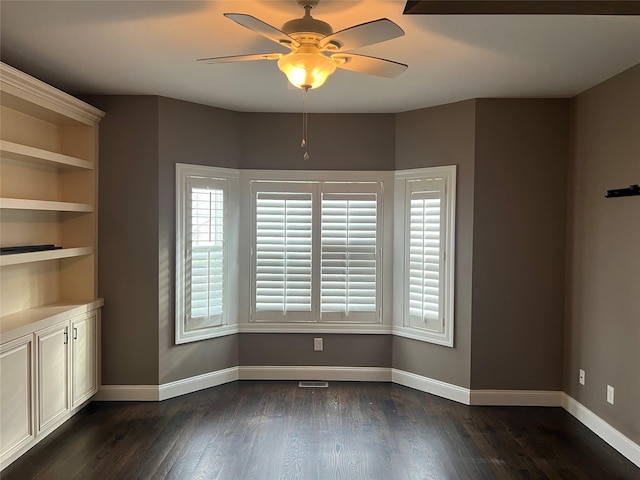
[1,1,639,113]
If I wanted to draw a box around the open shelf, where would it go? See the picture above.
[0,198,93,212]
[0,140,94,171]
[0,246,93,267]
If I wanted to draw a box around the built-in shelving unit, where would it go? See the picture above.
[0,62,104,471]
[0,61,104,325]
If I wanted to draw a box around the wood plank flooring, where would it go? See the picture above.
[3,381,639,479]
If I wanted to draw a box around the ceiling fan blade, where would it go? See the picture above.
[319,19,404,51]
[224,13,300,49]
[197,53,283,64]
[332,53,408,78]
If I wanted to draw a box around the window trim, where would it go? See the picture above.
[393,166,456,347]
[175,163,239,344]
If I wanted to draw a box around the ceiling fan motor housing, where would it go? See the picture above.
[283,1,333,40]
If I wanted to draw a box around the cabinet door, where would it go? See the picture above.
[71,311,97,407]
[36,322,69,433]
[0,335,34,464]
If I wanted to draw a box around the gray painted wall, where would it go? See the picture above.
[470,99,569,390]
[240,113,396,170]
[157,97,241,384]
[86,95,161,385]
[565,64,640,443]
[239,334,392,368]
[393,100,476,388]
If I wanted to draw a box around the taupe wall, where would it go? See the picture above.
[470,99,569,390]
[240,112,396,170]
[157,97,241,384]
[565,64,640,443]
[89,96,243,386]
[393,100,476,388]
[86,96,161,385]
[240,334,392,368]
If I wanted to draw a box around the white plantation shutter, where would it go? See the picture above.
[176,164,237,345]
[188,185,224,323]
[251,179,385,325]
[254,191,313,320]
[321,192,378,321]
[406,178,446,331]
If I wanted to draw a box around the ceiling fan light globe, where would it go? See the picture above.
[277,50,336,89]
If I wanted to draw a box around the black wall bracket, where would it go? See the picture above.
[605,184,640,198]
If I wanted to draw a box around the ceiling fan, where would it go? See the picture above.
[198,0,408,90]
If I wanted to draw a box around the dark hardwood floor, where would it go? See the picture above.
[3,381,638,480]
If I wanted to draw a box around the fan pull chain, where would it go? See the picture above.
[301,87,309,160]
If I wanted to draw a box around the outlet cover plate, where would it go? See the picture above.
[313,337,323,351]
[607,385,615,404]
[579,369,585,385]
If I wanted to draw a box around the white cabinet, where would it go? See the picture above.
[36,311,98,432]
[0,335,34,467]
[0,307,100,470]
[71,311,98,407]
[36,321,70,433]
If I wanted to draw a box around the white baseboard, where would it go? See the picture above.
[391,368,471,404]
[238,365,391,382]
[95,367,239,402]
[95,366,388,401]
[470,389,563,406]
[159,367,239,401]
[562,393,640,468]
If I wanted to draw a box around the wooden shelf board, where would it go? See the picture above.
[0,140,93,171]
[0,198,93,212]
[0,246,93,266]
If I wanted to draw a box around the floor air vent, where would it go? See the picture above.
[298,381,329,388]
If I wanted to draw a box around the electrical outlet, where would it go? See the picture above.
[313,337,323,351]
[607,385,615,404]
[579,369,585,385]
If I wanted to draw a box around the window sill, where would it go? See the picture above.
[392,326,454,347]
[175,324,239,344]
[174,324,456,343]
